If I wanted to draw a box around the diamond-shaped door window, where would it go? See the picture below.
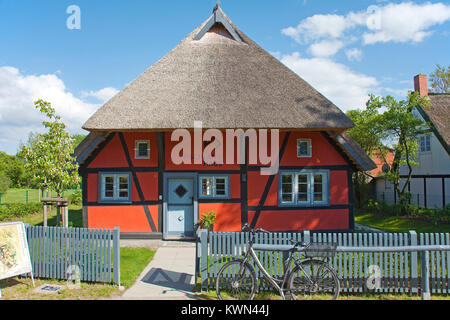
[175,184,188,198]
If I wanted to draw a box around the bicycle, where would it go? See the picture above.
[215,224,340,300]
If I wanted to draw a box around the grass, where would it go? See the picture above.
[0,204,83,227]
[194,282,450,300]
[0,187,83,227]
[0,188,156,299]
[120,247,155,289]
[0,188,78,205]
[355,210,450,233]
[0,247,155,300]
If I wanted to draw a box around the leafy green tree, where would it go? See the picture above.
[368,92,431,205]
[21,100,80,198]
[346,97,388,207]
[0,151,27,188]
[0,172,10,195]
[429,64,450,93]
[71,134,87,149]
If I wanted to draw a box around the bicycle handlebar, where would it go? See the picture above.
[241,223,270,234]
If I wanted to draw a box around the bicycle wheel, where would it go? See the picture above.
[216,259,257,300]
[287,259,340,300]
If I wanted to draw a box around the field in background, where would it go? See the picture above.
[0,188,79,204]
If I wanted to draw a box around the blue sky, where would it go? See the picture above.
[0,0,449,154]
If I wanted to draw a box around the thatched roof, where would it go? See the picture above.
[417,93,450,155]
[82,7,354,131]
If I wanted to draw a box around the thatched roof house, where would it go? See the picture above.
[76,6,376,238]
[80,6,374,171]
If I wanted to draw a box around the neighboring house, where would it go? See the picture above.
[369,150,394,181]
[75,6,375,239]
[374,75,450,209]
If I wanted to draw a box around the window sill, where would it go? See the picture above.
[98,200,132,204]
[279,203,330,207]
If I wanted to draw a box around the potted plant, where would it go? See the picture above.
[199,211,216,234]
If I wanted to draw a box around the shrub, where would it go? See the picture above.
[199,211,216,230]
[0,172,10,195]
[69,189,82,205]
[0,203,42,221]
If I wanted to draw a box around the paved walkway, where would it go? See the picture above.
[355,223,385,233]
[121,241,199,300]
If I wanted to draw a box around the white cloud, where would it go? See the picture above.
[345,48,363,61]
[282,2,450,48]
[362,2,450,44]
[81,87,119,102]
[308,40,344,58]
[281,14,359,43]
[280,52,379,111]
[0,66,115,154]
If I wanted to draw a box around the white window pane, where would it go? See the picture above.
[104,176,114,198]
[297,174,308,203]
[313,174,324,202]
[201,178,213,196]
[135,141,150,158]
[215,178,226,196]
[281,174,294,202]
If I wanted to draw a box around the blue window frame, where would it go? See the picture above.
[419,135,431,153]
[297,139,312,157]
[99,172,132,203]
[279,170,329,206]
[135,140,150,159]
[199,175,229,199]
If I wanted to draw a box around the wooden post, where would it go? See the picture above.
[112,227,121,286]
[56,205,61,227]
[409,230,418,294]
[421,251,430,300]
[200,230,208,292]
[61,205,65,228]
[64,205,69,228]
[43,203,48,227]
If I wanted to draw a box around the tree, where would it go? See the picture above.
[0,172,9,195]
[368,91,431,207]
[0,151,27,188]
[71,134,87,149]
[21,100,80,198]
[429,64,450,93]
[346,96,388,207]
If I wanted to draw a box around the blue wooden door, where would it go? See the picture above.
[167,178,194,237]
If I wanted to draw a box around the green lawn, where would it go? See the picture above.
[120,247,155,288]
[0,247,155,300]
[195,287,450,300]
[0,188,78,204]
[355,210,450,233]
[1,204,83,227]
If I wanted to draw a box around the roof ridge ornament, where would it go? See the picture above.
[213,0,220,13]
[194,4,242,42]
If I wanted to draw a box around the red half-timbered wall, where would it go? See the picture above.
[80,130,354,238]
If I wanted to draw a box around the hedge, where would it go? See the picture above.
[0,203,42,221]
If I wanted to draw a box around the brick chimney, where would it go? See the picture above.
[414,74,428,97]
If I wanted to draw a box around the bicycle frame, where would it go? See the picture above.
[239,237,314,300]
